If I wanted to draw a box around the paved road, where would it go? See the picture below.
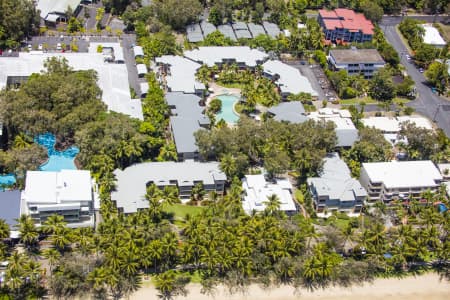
[381,20,450,137]
[380,15,448,26]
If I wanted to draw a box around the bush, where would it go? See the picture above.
[403,106,415,115]
[96,45,103,53]
[209,98,222,114]
[70,43,78,52]
[342,87,357,99]
[375,111,383,117]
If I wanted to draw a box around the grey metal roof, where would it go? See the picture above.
[37,0,81,19]
[187,23,204,43]
[200,20,217,37]
[0,190,21,228]
[112,161,226,213]
[247,23,266,37]
[217,24,237,41]
[335,128,359,147]
[329,49,385,64]
[263,21,281,38]
[166,92,209,154]
[307,153,367,200]
[267,101,308,123]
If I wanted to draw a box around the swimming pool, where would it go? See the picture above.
[0,174,16,189]
[215,94,240,124]
[35,133,79,171]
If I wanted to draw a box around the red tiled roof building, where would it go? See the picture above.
[318,8,374,43]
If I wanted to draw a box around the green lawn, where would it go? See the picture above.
[165,204,205,220]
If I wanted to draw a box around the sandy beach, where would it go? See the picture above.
[132,273,449,300]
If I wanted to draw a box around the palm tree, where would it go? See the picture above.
[0,219,10,239]
[41,248,61,273]
[16,215,39,251]
[220,153,237,178]
[87,267,107,297]
[41,214,66,235]
[263,194,281,216]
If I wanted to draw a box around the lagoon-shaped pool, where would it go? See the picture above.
[35,133,79,171]
[215,94,240,124]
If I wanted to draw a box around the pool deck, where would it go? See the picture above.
[207,82,241,124]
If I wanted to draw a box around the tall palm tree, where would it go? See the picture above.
[263,194,281,216]
[41,214,66,235]
[41,248,61,273]
[16,215,39,251]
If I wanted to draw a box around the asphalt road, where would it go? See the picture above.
[380,17,450,137]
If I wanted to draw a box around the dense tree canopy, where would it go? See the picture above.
[0,0,39,49]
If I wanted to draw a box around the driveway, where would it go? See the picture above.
[380,20,450,137]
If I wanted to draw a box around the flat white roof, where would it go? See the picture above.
[133,46,144,57]
[184,46,269,68]
[421,24,446,46]
[309,109,358,147]
[24,170,93,204]
[136,63,148,75]
[0,44,143,120]
[362,116,433,133]
[362,161,442,189]
[242,175,296,214]
[154,55,204,94]
[262,60,318,96]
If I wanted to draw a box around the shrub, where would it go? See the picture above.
[209,98,222,114]
[97,45,103,53]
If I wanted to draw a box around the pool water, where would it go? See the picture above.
[0,174,16,188]
[35,133,79,171]
[215,94,240,124]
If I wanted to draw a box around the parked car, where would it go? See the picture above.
[56,43,62,50]
[38,44,43,50]
[419,68,424,73]
[27,44,32,51]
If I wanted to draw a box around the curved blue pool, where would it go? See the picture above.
[35,133,79,171]
[215,94,240,124]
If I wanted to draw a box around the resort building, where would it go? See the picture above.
[166,92,210,161]
[362,116,433,145]
[309,108,358,147]
[318,8,374,43]
[328,49,385,79]
[187,22,280,41]
[0,190,21,238]
[262,60,318,98]
[437,163,450,181]
[154,55,205,95]
[133,46,144,58]
[421,24,446,48]
[186,23,204,43]
[267,101,308,123]
[241,174,297,215]
[184,46,269,69]
[21,170,98,228]
[136,64,148,78]
[37,0,82,24]
[0,43,143,120]
[307,153,367,216]
[359,161,443,203]
[112,161,227,214]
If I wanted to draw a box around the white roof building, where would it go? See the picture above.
[262,60,318,97]
[362,116,433,133]
[309,108,358,147]
[133,46,144,58]
[154,55,205,94]
[37,0,81,21]
[421,24,446,47]
[21,170,97,227]
[0,44,143,120]
[242,174,297,215]
[136,63,148,76]
[184,46,269,68]
[361,160,442,189]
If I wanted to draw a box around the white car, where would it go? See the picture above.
[27,44,32,51]
[56,43,62,50]
[38,44,43,50]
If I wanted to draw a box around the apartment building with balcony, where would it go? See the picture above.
[359,161,443,203]
[328,48,385,79]
[308,153,367,216]
[318,8,374,43]
[112,161,227,214]
[21,170,97,228]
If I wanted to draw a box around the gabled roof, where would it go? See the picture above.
[247,23,266,38]
[187,23,204,42]
[0,190,21,228]
[200,20,217,36]
[262,21,281,38]
[112,161,226,213]
[262,60,318,96]
[308,153,367,200]
[267,101,308,123]
[217,24,237,41]
[319,8,374,35]
[37,0,81,19]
